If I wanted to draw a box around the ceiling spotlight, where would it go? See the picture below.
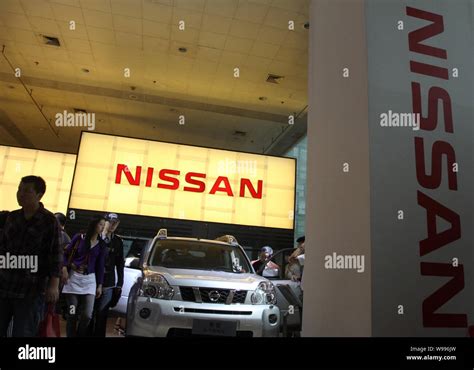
[81,68,90,73]
[178,47,187,53]
[303,22,310,29]
[129,94,138,99]
[42,35,61,47]
[258,96,267,101]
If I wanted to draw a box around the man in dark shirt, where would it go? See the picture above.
[0,211,9,230]
[0,176,62,337]
[91,212,124,337]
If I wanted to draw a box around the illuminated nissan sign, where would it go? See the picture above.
[69,132,296,229]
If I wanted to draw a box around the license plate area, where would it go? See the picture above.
[192,319,237,337]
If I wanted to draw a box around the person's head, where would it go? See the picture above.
[17,176,46,209]
[296,235,305,251]
[85,215,106,240]
[54,212,67,230]
[259,246,273,261]
[104,213,120,234]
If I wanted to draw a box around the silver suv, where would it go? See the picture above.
[126,230,280,337]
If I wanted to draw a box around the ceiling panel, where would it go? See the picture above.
[113,14,142,34]
[229,19,260,39]
[201,14,232,35]
[0,0,309,155]
[20,0,55,19]
[204,0,239,17]
[111,0,143,18]
[82,9,114,29]
[143,2,173,23]
[52,3,85,22]
[235,0,269,24]
[79,0,111,13]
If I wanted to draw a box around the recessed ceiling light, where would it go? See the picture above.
[130,86,136,91]
[73,108,87,114]
[303,22,310,29]
[42,35,61,47]
[266,74,284,84]
[258,96,267,101]
[129,94,138,99]
[178,47,187,53]
[81,68,90,73]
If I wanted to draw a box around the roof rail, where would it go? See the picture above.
[157,228,167,238]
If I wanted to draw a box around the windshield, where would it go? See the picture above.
[123,238,149,259]
[148,240,251,273]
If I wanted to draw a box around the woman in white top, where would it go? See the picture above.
[61,215,106,337]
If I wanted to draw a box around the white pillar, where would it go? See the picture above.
[303,0,371,337]
[303,0,473,337]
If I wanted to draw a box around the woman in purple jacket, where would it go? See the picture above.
[61,215,107,337]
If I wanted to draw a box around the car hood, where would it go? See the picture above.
[146,266,268,290]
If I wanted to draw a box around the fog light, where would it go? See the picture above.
[269,314,278,324]
[139,308,151,319]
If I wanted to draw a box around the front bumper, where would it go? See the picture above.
[126,297,280,337]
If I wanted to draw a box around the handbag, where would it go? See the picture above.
[66,234,83,272]
[38,303,61,337]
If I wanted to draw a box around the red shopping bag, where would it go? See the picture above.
[39,304,61,337]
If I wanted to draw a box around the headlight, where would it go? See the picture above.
[139,273,174,300]
[251,281,277,305]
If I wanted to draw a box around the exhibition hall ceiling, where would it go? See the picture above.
[0,0,309,154]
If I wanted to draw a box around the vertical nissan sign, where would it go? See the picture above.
[367,0,473,336]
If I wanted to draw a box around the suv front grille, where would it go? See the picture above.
[200,288,229,304]
[180,286,195,302]
[179,286,247,304]
[233,290,247,303]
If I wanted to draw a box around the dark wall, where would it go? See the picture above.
[64,209,296,260]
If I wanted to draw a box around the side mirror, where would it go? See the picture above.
[262,268,279,278]
[126,257,141,270]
